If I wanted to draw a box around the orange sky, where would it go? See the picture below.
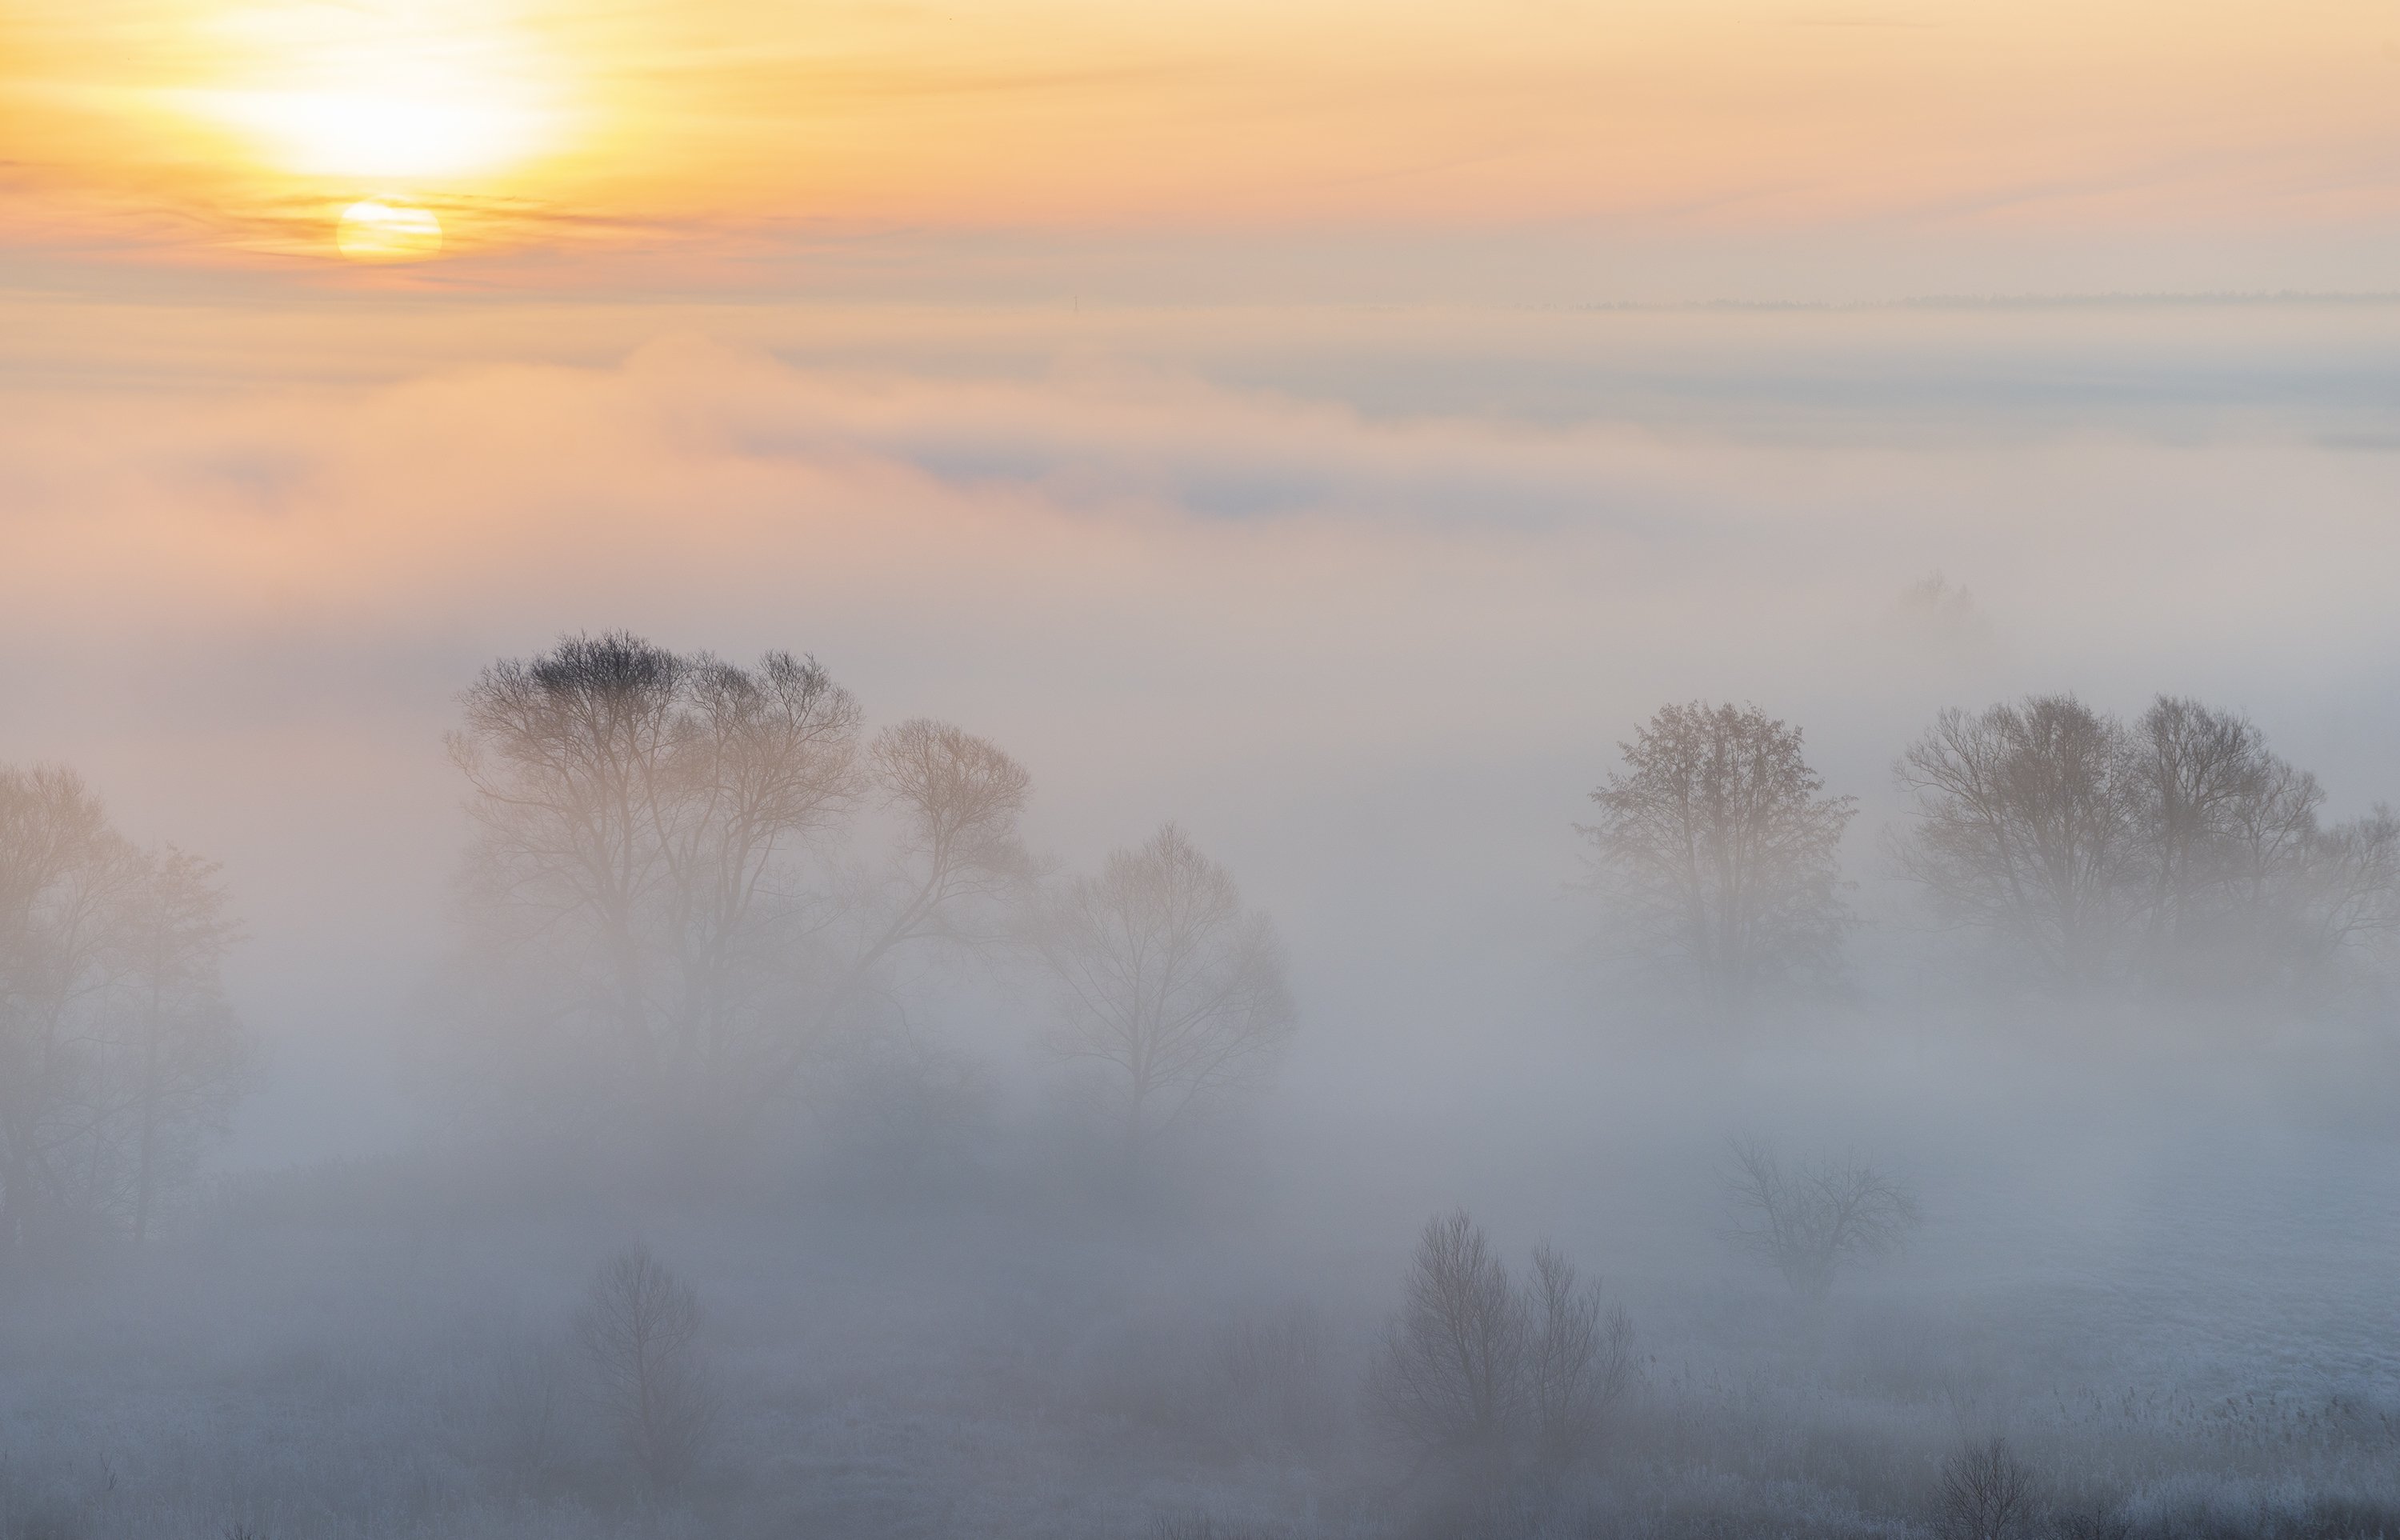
[4,1,2400,294]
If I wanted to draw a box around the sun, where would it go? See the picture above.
[337,201,444,263]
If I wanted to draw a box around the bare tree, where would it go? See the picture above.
[1937,1436,2036,1540]
[1370,1211,1527,1465]
[1902,691,2399,997]
[448,634,1031,1144]
[1580,702,1855,1010]
[1372,1213,1637,1476]
[0,767,246,1264]
[2210,747,2325,930]
[754,718,1034,1102]
[1524,1243,1635,1472]
[2133,695,2266,954]
[114,847,247,1244]
[0,765,135,1263]
[451,635,858,1129]
[574,1244,717,1488]
[1030,824,1294,1152]
[1722,1140,1922,1302]
[866,719,1036,948]
[2158,716,2399,996]
[1892,694,2144,990]
[2284,807,2400,982]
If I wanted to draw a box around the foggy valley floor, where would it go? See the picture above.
[2,1024,2395,1540]
[14,0,2400,1511]
[4,299,2400,1539]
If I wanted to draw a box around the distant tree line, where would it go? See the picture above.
[18,645,2392,1262]
[1583,693,2400,1007]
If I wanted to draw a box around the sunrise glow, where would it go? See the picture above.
[1,0,2394,285]
[201,89,550,182]
[9,0,2400,1533]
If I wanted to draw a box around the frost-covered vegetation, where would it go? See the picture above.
[2,635,2397,1540]
[3,1098,2398,1540]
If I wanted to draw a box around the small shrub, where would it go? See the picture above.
[1370,1211,1527,1466]
[1939,1437,2035,1540]
[1370,1211,1637,1479]
[574,1244,718,1489]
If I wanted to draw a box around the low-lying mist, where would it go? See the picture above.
[1,298,2396,1539]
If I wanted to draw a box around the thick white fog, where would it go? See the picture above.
[1,296,2397,1538]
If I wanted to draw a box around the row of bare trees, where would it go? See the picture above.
[1582,694,2400,1006]
[1895,694,2398,994]
[443,633,1295,1162]
[0,766,248,1266]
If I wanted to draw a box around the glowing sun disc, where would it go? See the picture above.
[337,201,443,262]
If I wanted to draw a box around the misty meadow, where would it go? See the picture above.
[10,2,2400,1526]
[4,295,2400,1540]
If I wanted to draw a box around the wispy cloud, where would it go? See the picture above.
[9,0,2400,298]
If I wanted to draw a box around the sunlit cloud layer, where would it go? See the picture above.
[6,1,2400,294]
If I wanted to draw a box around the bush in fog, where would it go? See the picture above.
[0,763,249,1266]
[446,633,1031,1149]
[1372,1210,1634,1476]
[1722,1141,1921,1302]
[1028,822,1294,1153]
[1894,693,2398,996]
[1579,701,1856,1012]
[1373,1211,1526,1464]
[1937,1436,2036,1540]
[1524,1242,1636,1472]
[574,1244,717,1488]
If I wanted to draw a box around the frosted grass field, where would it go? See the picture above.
[2,1067,2393,1540]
